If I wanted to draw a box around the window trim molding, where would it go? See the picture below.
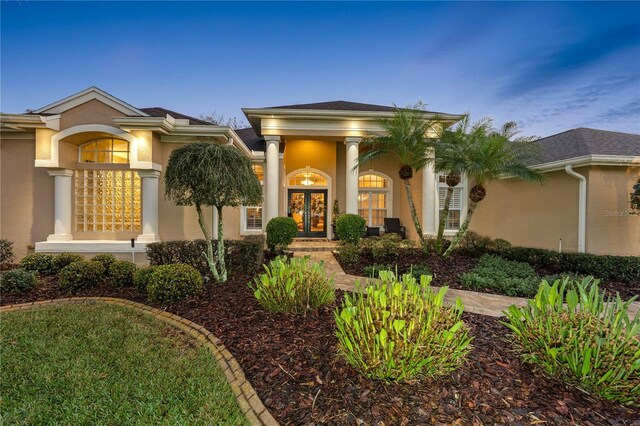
[240,162,266,235]
[358,170,393,228]
[435,173,468,236]
[77,136,130,164]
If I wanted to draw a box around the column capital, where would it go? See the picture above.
[344,136,361,146]
[137,170,161,179]
[47,169,74,177]
[264,135,281,144]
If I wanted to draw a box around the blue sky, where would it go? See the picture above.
[2,1,639,136]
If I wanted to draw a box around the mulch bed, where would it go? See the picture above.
[336,251,640,300]
[3,273,638,425]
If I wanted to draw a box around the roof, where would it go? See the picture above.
[139,107,210,126]
[234,127,265,152]
[534,127,640,165]
[264,100,451,115]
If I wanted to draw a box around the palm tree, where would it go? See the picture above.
[433,115,492,254]
[442,121,543,258]
[357,105,437,248]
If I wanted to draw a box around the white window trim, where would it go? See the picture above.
[435,173,468,236]
[284,167,332,233]
[77,137,130,163]
[241,163,265,236]
[358,170,393,228]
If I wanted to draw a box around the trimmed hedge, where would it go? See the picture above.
[109,260,138,287]
[92,254,117,272]
[0,268,37,293]
[58,260,106,293]
[266,217,298,253]
[498,247,640,283]
[146,264,204,304]
[146,236,264,276]
[134,266,157,294]
[19,253,56,276]
[336,214,366,244]
[52,253,84,274]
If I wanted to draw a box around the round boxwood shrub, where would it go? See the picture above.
[52,253,84,274]
[266,217,298,253]
[109,260,138,287]
[19,253,55,276]
[92,254,117,272]
[0,268,37,293]
[58,260,105,293]
[336,214,366,244]
[146,264,204,305]
[134,266,157,294]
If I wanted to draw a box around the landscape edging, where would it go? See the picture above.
[0,297,279,426]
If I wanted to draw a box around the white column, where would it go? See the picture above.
[265,136,281,223]
[345,137,360,214]
[47,169,74,241]
[422,159,438,236]
[136,170,161,243]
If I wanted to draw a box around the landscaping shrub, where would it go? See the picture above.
[58,260,106,293]
[109,260,138,287]
[52,253,84,274]
[335,271,472,381]
[359,234,411,264]
[146,264,204,304]
[409,264,432,281]
[460,254,539,297]
[134,266,157,294]
[335,214,366,244]
[334,242,360,265]
[251,256,335,314]
[458,231,511,257]
[146,238,264,276]
[92,254,117,272]
[0,239,15,264]
[498,247,640,283]
[19,253,55,276]
[503,277,640,406]
[266,217,298,253]
[0,269,37,292]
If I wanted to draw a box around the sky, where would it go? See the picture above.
[2,1,639,137]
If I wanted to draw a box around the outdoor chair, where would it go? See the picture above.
[384,218,406,239]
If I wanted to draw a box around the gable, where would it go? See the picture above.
[33,87,148,117]
[59,99,127,130]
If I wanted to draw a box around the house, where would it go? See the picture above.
[1,87,638,259]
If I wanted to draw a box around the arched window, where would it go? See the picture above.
[287,171,328,187]
[79,137,129,163]
[358,172,392,227]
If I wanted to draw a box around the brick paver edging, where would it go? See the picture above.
[0,297,279,426]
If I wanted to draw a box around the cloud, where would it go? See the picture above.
[590,100,640,124]
[501,24,640,96]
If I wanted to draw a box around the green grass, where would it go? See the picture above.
[0,303,248,425]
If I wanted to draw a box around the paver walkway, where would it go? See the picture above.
[294,250,640,319]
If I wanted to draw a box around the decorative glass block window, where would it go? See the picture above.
[79,137,129,163]
[438,174,463,230]
[244,164,264,231]
[288,171,327,187]
[358,173,391,227]
[75,170,141,232]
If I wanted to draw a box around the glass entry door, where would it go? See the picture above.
[288,190,327,238]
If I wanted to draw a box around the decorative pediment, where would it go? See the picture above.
[33,87,149,117]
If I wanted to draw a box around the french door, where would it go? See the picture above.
[287,189,327,238]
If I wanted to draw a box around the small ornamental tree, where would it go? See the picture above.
[164,141,262,282]
[630,178,640,215]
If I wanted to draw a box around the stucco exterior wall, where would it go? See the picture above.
[586,166,640,256]
[59,99,123,130]
[470,169,580,252]
[0,136,54,258]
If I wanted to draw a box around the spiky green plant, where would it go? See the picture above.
[250,256,335,314]
[502,277,640,406]
[335,271,472,382]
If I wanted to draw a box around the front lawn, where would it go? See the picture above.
[0,303,247,425]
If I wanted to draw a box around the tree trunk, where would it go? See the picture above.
[216,205,227,282]
[403,178,426,248]
[435,185,455,254]
[443,199,480,258]
[196,203,220,282]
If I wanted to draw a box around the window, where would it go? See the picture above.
[288,171,327,187]
[243,164,264,231]
[75,170,141,232]
[438,174,463,230]
[79,137,129,163]
[358,173,391,227]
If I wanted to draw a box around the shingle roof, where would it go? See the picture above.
[266,100,400,112]
[234,127,265,152]
[139,107,210,125]
[534,128,640,164]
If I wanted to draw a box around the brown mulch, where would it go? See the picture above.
[3,273,638,425]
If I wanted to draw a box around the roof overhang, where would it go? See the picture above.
[499,155,640,178]
[241,107,464,136]
[0,113,60,131]
[32,86,149,117]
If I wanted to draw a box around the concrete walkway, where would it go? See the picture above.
[294,250,640,319]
